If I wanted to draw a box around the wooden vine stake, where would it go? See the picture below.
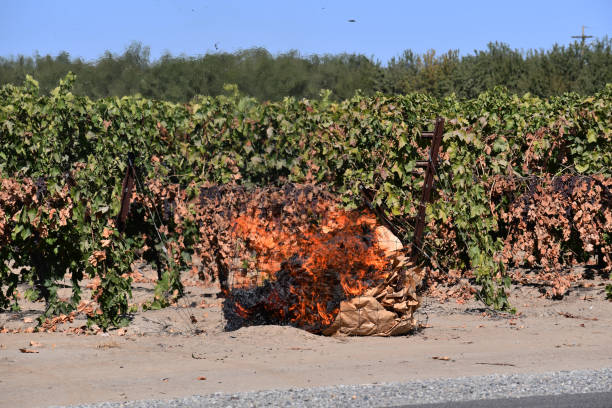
[117,152,136,232]
[412,117,445,260]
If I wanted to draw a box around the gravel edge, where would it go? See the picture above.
[51,367,612,408]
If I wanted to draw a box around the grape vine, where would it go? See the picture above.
[1,74,610,329]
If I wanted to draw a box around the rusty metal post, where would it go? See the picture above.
[412,117,444,258]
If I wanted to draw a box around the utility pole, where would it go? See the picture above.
[572,25,593,46]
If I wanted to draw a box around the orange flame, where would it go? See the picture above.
[230,203,391,332]
[234,302,251,318]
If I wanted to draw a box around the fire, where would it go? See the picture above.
[226,203,393,333]
[234,303,251,318]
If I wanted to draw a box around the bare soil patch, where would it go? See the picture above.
[1,270,611,408]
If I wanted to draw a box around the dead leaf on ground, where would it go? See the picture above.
[555,343,580,348]
[192,352,206,359]
[432,356,451,361]
[97,341,120,349]
[558,312,598,321]
[197,376,207,381]
[0,344,6,350]
[19,348,39,353]
[23,317,34,323]
[476,362,516,367]
[29,341,43,347]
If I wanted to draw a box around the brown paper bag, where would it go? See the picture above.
[322,295,417,336]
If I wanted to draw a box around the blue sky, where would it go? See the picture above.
[1,0,610,64]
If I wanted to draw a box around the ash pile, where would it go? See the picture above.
[199,183,423,336]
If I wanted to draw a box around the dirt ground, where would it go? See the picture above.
[1,268,611,408]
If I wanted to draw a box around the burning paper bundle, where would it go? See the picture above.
[221,188,422,336]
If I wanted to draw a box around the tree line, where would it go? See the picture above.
[1,38,610,101]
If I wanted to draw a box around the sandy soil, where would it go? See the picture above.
[1,269,611,408]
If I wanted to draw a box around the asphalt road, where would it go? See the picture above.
[396,391,612,408]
